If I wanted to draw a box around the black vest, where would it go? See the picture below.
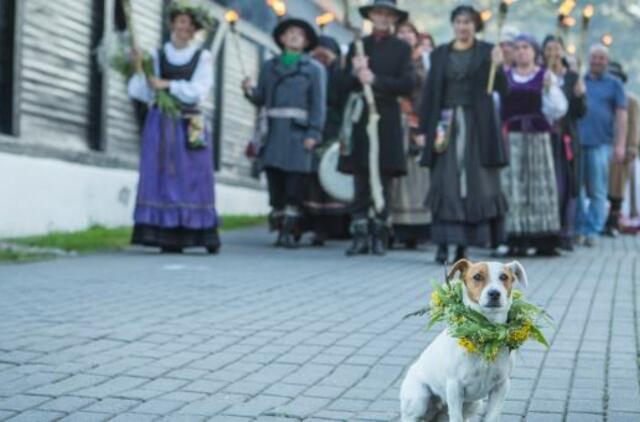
[158,47,203,107]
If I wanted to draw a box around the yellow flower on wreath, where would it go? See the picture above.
[458,337,477,353]
[430,290,443,307]
[508,319,533,344]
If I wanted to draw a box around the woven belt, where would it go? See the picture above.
[266,108,308,120]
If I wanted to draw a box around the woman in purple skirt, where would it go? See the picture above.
[127,3,219,254]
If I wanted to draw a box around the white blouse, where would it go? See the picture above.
[511,69,568,121]
[127,42,213,105]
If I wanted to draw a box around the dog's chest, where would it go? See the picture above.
[459,353,510,401]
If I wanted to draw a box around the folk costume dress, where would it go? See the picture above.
[389,51,431,247]
[420,41,509,248]
[501,67,568,252]
[127,42,220,251]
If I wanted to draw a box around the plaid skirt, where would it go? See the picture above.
[502,132,560,239]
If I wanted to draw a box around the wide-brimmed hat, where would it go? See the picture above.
[609,61,628,83]
[168,1,213,31]
[272,18,319,52]
[359,0,409,23]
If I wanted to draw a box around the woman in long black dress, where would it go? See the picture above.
[419,6,509,264]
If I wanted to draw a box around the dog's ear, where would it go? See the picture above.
[448,259,471,281]
[506,261,528,288]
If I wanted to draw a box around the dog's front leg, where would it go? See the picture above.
[484,379,510,422]
[445,380,465,422]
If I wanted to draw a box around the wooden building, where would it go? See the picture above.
[0,0,350,237]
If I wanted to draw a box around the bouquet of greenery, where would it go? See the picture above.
[405,280,552,362]
[106,33,181,117]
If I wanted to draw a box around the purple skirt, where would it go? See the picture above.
[132,108,219,248]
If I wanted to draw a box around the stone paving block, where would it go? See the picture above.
[107,414,158,422]
[131,399,184,415]
[159,392,206,403]
[222,395,289,417]
[37,396,95,412]
[182,379,226,394]
[528,399,566,413]
[0,394,51,412]
[270,396,331,418]
[176,393,249,416]
[303,385,347,399]
[566,413,604,422]
[75,376,149,398]
[261,383,307,398]
[4,409,65,421]
[28,374,108,396]
[141,378,189,392]
[57,412,112,422]
[83,397,140,414]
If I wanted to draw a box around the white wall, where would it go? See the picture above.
[0,152,269,238]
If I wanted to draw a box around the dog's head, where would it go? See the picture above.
[447,259,528,321]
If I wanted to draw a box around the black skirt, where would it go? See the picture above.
[426,106,507,247]
[132,224,221,249]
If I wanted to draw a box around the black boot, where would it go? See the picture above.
[281,215,298,249]
[454,245,467,262]
[346,220,370,256]
[435,244,448,264]
[370,219,388,256]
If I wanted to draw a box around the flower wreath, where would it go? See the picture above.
[168,1,214,31]
[405,280,552,362]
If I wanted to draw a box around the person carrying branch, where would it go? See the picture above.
[339,0,415,257]
[127,1,220,254]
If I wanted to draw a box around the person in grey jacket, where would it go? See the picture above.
[243,18,326,248]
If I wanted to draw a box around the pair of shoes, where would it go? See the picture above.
[207,245,220,255]
[585,236,598,247]
[559,238,574,252]
[602,226,619,238]
[574,235,586,246]
[274,215,299,249]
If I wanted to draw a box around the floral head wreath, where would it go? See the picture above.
[168,1,214,31]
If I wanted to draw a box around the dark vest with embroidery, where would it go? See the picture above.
[158,47,203,108]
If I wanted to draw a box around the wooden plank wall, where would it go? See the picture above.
[7,0,304,186]
[19,0,95,150]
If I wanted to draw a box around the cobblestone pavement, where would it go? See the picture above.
[0,228,639,422]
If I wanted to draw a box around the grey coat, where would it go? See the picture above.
[246,55,327,173]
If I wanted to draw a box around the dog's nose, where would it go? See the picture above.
[488,290,501,301]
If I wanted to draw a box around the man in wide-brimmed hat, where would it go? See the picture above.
[242,17,326,249]
[339,0,415,256]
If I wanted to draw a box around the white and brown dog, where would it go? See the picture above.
[400,259,528,422]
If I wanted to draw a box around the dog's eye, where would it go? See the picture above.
[473,273,483,282]
[499,273,509,281]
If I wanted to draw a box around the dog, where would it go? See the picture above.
[400,259,528,422]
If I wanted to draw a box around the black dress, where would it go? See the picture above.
[420,42,508,247]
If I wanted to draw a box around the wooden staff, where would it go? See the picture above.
[342,0,384,213]
[316,12,335,34]
[120,0,143,73]
[224,10,247,79]
[487,0,513,94]
[578,4,595,75]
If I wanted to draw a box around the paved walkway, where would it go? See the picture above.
[0,228,639,422]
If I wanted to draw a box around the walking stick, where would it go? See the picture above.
[577,5,595,75]
[486,0,513,94]
[121,0,142,73]
[343,0,385,213]
[224,10,248,79]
